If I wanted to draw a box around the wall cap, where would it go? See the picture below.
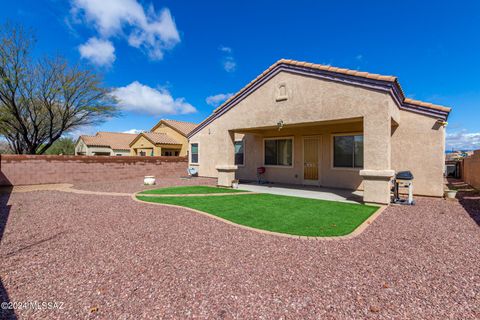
[359,169,395,178]
[215,165,238,171]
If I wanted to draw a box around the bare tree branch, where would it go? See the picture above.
[0,22,118,154]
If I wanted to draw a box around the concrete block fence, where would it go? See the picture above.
[0,155,188,186]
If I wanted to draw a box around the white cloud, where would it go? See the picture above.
[446,130,480,150]
[79,37,116,66]
[112,81,196,115]
[223,57,237,72]
[71,0,180,61]
[123,129,145,134]
[206,93,233,107]
[219,45,236,72]
[219,46,232,53]
[355,54,363,60]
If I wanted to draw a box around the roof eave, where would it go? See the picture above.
[188,60,451,138]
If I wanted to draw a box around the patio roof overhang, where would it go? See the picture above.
[230,117,364,134]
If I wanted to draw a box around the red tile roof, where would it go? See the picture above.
[214,59,451,114]
[142,132,180,145]
[151,119,198,136]
[80,132,137,150]
[190,59,452,138]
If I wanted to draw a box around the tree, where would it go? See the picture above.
[0,23,118,154]
[44,137,76,155]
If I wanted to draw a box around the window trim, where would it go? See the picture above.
[190,143,199,164]
[331,132,363,171]
[234,139,245,167]
[262,136,294,168]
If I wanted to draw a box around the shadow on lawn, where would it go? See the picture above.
[447,178,480,227]
[0,186,17,320]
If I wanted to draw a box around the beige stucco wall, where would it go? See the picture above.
[130,136,182,157]
[130,136,158,156]
[110,150,131,156]
[75,139,88,155]
[235,122,364,190]
[390,110,446,196]
[190,70,445,197]
[190,71,395,171]
[463,150,480,189]
[75,139,123,156]
[153,124,189,156]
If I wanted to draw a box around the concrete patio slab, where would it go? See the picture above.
[239,182,364,204]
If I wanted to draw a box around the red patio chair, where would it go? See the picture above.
[257,166,267,184]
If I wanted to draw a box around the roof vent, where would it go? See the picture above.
[276,83,288,101]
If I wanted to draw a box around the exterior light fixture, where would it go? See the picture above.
[277,120,284,131]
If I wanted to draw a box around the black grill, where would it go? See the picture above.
[395,171,414,180]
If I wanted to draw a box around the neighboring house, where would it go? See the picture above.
[75,132,137,156]
[445,150,472,178]
[188,59,451,204]
[129,119,197,156]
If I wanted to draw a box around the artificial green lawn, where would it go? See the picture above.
[136,193,379,237]
[139,185,247,195]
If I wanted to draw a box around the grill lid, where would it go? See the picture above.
[396,171,414,180]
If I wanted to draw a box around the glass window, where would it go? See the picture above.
[354,136,364,168]
[333,135,363,168]
[234,141,244,165]
[264,138,293,166]
[191,143,199,163]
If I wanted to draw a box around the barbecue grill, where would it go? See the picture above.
[392,171,415,205]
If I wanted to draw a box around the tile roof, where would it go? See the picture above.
[190,59,452,138]
[141,132,181,145]
[80,132,137,150]
[214,59,451,114]
[403,98,451,113]
[152,119,198,136]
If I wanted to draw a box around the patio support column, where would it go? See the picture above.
[216,130,237,187]
[360,114,394,204]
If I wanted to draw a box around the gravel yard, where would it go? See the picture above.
[0,179,479,319]
[73,177,216,194]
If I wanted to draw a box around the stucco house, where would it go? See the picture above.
[129,119,197,156]
[75,132,137,156]
[188,59,451,204]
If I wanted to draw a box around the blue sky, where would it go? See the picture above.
[2,0,479,150]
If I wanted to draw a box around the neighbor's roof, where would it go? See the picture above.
[151,119,198,136]
[189,59,452,138]
[80,132,137,150]
[129,132,181,147]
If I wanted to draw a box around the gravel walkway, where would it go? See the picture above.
[0,180,479,319]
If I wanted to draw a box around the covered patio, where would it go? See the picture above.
[224,116,396,204]
[239,182,364,204]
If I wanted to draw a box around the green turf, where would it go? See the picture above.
[136,193,379,237]
[139,185,247,195]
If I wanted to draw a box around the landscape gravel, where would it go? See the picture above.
[0,180,479,319]
[73,177,216,194]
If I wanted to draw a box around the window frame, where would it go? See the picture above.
[234,139,245,167]
[190,143,199,164]
[331,133,364,170]
[262,136,294,168]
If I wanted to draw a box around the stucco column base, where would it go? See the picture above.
[215,165,238,187]
[360,170,395,204]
